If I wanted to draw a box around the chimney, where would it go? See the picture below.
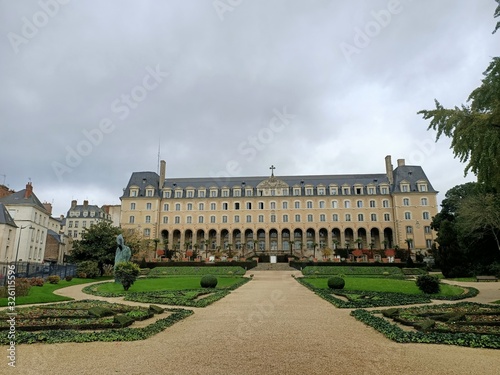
[397,159,406,167]
[24,182,33,199]
[43,202,53,215]
[385,155,394,185]
[71,200,77,208]
[83,200,89,208]
[159,160,166,190]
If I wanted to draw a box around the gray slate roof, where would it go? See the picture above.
[121,165,436,199]
[0,203,17,227]
[47,229,63,244]
[0,189,48,213]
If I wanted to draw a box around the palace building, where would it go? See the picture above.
[119,155,438,259]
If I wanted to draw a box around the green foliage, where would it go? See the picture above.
[69,221,122,275]
[77,261,100,279]
[327,276,345,289]
[88,306,114,317]
[114,261,140,291]
[416,275,441,294]
[113,314,134,327]
[302,266,404,277]
[65,276,73,282]
[47,275,60,284]
[200,275,218,288]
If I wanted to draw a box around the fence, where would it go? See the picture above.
[0,262,77,286]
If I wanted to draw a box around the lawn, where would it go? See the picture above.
[89,276,246,296]
[302,277,465,297]
[0,277,113,307]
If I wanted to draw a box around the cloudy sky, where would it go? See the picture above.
[1,0,499,217]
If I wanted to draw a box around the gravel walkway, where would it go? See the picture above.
[5,271,500,375]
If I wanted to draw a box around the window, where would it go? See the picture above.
[401,185,409,192]
[270,202,276,209]
[199,190,205,198]
[294,201,300,209]
[369,200,376,208]
[146,189,153,197]
[403,198,410,206]
[307,214,313,222]
[331,200,338,209]
[258,215,263,222]
[307,201,313,209]
[210,203,216,210]
[404,212,412,220]
[145,215,151,223]
[175,216,180,224]
[419,184,428,192]
[234,189,241,197]
[130,203,136,210]
[319,201,325,208]
[199,203,204,210]
[187,190,193,198]
[163,216,168,224]
[426,239,433,248]
[187,203,193,211]
[306,188,312,195]
[198,216,204,224]
[368,187,375,195]
[295,214,301,222]
[74,221,79,228]
[283,214,288,222]
[175,203,181,211]
[82,221,87,228]
[222,203,228,210]
[320,214,326,222]
[246,202,252,209]
[345,214,351,221]
[423,212,430,220]
[424,226,431,234]
[382,200,389,208]
[344,200,351,208]
[282,201,288,209]
[235,215,240,223]
[235,202,240,210]
[384,213,390,221]
[421,198,428,206]
[175,190,182,198]
[164,191,171,198]
[246,189,253,196]
[222,190,229,197]
[222,216,228,223]
[330,187,338,195]
[210,190,217,197]
[210,216,216,223]
[246,215,252,223]
[342,187,350,195]
[145,202,151,210]
[358,214,364,221]
[406,226,413,234]
[130,189,137,197]
[129,216,135,224]
[381,187,388,194]
[185,216,191,224]
[318,188,325,195]
[259,202,264,209]
[356,200,363,208]
[355,187,362,195]
[332,214,339,221]
[370,213,377,221]
[270,214,276,223]
[163,203,169,211]
[68,221,73,228]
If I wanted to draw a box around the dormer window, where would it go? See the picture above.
[146,189,154,197]
[175,190,182,198]
[130,189,138,197]
[164,191,171,198]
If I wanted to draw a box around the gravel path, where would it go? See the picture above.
[5,271,500,375]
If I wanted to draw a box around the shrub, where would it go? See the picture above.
[30,277,45,287]
[327,276,345,290]
[0,278,31,297]
[77,261,100,278]
[406,256,415,268]
[47,275,60,284]
[416,275,440,294]
[65,275,73,282]
[114,261,140,291]
[200,275,218,288]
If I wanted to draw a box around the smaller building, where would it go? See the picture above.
[0,202,17,263]
[64,200,112,241]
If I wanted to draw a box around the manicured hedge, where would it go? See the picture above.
[301,266,405,276]
[291,261,426,271]
[148,266,246,277]
[141,260,257,270]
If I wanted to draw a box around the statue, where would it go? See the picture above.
[114,234,131,282]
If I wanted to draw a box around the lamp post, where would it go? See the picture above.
[14,225,33,275]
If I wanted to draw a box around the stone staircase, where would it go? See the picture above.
[252,263,296,271]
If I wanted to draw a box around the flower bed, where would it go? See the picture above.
[302,266,404,277]
[148,266,246,277]
[352,302,500,349]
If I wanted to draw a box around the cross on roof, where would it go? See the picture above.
[269,165,276,177]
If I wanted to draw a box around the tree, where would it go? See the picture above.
[69,222,122,276]
[418,5,500,189]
